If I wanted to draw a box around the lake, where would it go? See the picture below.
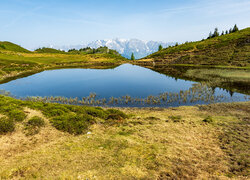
[0,64,249,107]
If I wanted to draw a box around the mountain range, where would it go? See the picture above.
[50,39,176,59]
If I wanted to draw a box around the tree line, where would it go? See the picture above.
[68,46,120,55]
[155,24,240,55]
[207,24,239,39]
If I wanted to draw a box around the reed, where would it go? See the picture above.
[2,82,249,107]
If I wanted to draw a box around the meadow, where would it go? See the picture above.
[140,27,250,67]
[0,95,249,179]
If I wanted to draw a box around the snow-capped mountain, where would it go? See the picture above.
[86,39,175,59]
[50,39,176,59]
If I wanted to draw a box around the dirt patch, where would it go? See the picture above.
[24,107,47,120]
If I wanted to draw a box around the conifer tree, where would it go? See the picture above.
[158,44,163,51]
[225,30,228,34]
[221,31,224,36]
[207,32,212,39]
[229,28,233,33]
[131,53,135,60]
[232,24,239,32]
[212,28,219,37]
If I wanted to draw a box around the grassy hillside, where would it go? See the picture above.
[0,41,30,53]
[0,43,127,83]
[0,95,249,179]
[140,28,250,67]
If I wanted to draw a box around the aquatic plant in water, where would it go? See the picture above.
[9,83,249,107]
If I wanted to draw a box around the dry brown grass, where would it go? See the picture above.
[0,102,249,179]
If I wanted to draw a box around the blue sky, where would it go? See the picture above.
[0,0,250,49]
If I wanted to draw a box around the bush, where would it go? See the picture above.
[203,116,214,124]
[84,107,107,119]
[24,116,45,135]
[50,113,95,135]
[0,117,15,134]
[106,109,128,120]
[8,109,27,122]
[26,116,45,127]
[42,104,70,117]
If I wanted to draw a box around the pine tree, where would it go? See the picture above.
[131,53,135,60]
[229,28,233,33]
[221,31,224,36]
[232,24,239,32]
[158,44,163,51]
[225,30,228,34]
[212,28,219,37]
[207,32,212,39]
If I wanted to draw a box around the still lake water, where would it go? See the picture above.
[0,64,249,107]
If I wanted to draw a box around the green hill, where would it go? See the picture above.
[0,41,30,53]
[0,42,127,83]
[35,47,66,53]
[143,27,250,67]
[68,46,121,56]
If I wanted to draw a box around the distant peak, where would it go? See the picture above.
[48,39,176,59]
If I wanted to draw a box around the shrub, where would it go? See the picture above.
[0,117,15,134]
[203,116,214,124]
[42,105,70,117]
[26,116,45,127]
[106,109,128,120]
[84,107,107,119]
[24,116,45,135]
[8,109,27,122]
[50,113,95,135]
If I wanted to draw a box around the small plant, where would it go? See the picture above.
[0,117,15,134]
[203,116,214,124]
[24,116,45,135]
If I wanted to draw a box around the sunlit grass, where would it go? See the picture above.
[0,95,249,179]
